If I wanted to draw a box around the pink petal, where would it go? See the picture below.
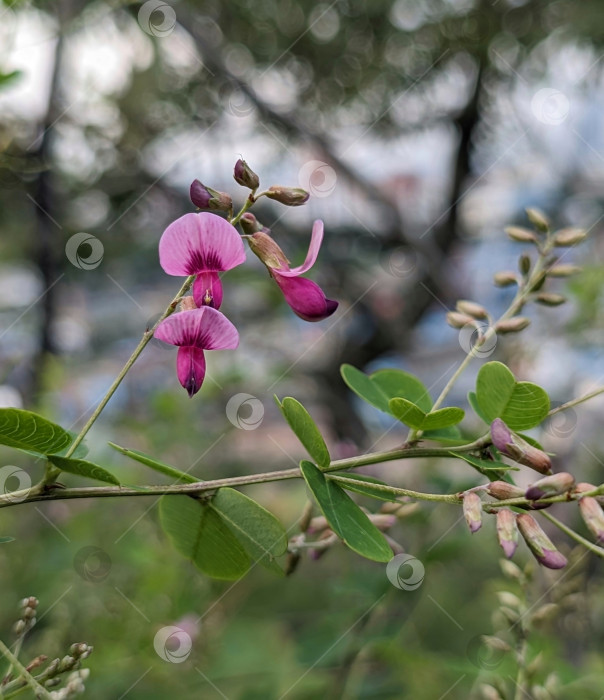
[277,220,324,277]
[193,270,223,309]
[154,308,239,349]
[176,346,206,397]
[159,213,246,276]
[273,274,338,322]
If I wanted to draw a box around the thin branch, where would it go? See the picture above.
[540,511,604,559]
[0,640,52,700]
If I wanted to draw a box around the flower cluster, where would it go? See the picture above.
[154,159,338,396]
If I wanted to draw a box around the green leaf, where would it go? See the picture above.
[278,397,330,469]
[108,443,197,484]
[210,488,287,574]
[423,426,464,444]
[340,365,433,415]
[451,452,519,472]
[467,391,489,424]
[370,369,433,413]
[331,473,400,502]
[475,362,550,430]
[46,456,120,485]
[516,433,545,450]
[389,399,465,431]
[0,408,72,456]
[300,461,392,562]
[0,536,15,544]
[160,496,250,579]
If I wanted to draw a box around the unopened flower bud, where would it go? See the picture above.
[525,473,575,500]
[247,231,289,269]
[491,419,552,475]
[189,180,232,212]
[494,317,531,334]
[578,497,604,542]
[505,226,537,243]
[481,635,512,653]
[463,491,483,533]
[479,684,505,700]
[518,254,532,276]
[500,559,524,580]
[547,264,582,277]
[535,293,566,307]
[446,311,475,329]
[496,509,519,558]
[552,227,587,247]
[487,481,525,500]
[525,207,549,231]
[23,606,36,620]
[44,677,62,688]
[517,514,567,569]
[530,603,559,624]
[493,271,518,287]
[233,158,259,189]
[239,212,270,235]
[370,514,397,531]
[456,300,488,319]
[265,185,310,206]
[13,619,26,635]
[58,655,75,672]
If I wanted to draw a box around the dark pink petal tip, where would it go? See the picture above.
[159,212,246,277]
[193,270,223,309]
[177,346,206,397]
[273,275,338,322]
[500,540,518,559]
[538,549,568,570]
[490,418,512,452]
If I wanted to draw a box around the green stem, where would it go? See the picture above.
[329,475,461,503]
[547,387,604,416]
[540,511,604,558]
[230,195,256,226]
[60,275,195,463]
[513,635,529,700]
[0,640,51,700]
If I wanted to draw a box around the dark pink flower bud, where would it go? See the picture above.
[463,491,483,533]
[190,179,232,212]
[265,185,310,206]
[517,514,567,569]
[496,509,519,558]
[234,159,259,190]
[578,497,604,542]
[240,212,270,235]
[490,419,552,475]
[525,472,575,500]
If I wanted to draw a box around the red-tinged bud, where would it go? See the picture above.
[487,481,525,500]
[247,231,290,270]
[490,419,552,475]
[463,491,483,533]
[578,497,604,542]
[234,159,259,189]
[190,179,232,212]
[496,509,519,558]
[525,472,575,500]
[517,514,567,569]
[240,212,270,235]
[265,185,310,206]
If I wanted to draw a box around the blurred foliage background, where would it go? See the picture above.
[1,0,604,697]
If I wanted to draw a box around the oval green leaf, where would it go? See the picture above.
[0,408,72,456]
[160,495,250,580]
[108,443,197,484]
[278,397,330,469]
[300,461,392,562]
[46,455,120,485]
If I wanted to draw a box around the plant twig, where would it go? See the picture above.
[0,640,52,700]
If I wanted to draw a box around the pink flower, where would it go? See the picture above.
[159,213,246,310]
[154,307,239,397]
[248,220,338,322]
